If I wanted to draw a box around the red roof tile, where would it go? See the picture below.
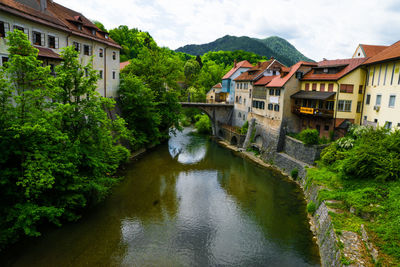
[222,60,253,79]
[361,44,389,58]
[267,61,317,87]
[234,60,274,81]
[253,75,278,86]
[120,61,129,70]
[0,0,121,49]
[363,40,400,65]
[302,58,367,81]
[212,83,222,88]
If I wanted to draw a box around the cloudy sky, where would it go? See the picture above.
[57,0,400,62]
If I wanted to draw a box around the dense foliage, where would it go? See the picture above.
[194,114,212,134]
[0,31,129,250]
[176,35,313,66]
[308,124,400,265]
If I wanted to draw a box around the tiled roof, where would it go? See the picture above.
[302,58,367,81]
[35,46,61,59]
[222,60,253,79]
[253,75,278,86]
[120,61,129,70]
[234,60,275,81]
[361,44,389,58]
[363,40,400,65]
[0,0,121,49]
[267,61,317,87]
[291,91,336,100]
[212,83,222,88]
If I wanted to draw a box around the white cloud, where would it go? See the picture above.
[56,0,400,62]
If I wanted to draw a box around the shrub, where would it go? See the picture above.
[307,201,317,214]
[320,143,342,165]
[291,168,299,179]
[299,128,319,145]
[194,114,212,134]
[241,121,249,135]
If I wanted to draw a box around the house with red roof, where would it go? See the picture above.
[247,61,316,134]
[0,0,121,97]
[352,44,389,58]
[206,83,225,103]
[221,60,253,104]
[233,58,285,126]
[361,40,400,129]
[292,58,367,138]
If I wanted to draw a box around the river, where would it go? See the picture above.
[1,127,320,266]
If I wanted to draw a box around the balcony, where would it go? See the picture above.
[292,105,334,118]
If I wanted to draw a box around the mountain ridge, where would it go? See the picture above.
[176,35,313,66]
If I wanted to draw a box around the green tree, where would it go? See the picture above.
[184,59,201,86]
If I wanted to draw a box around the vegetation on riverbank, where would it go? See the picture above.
[305,125,400,265]
[0,31,130,250]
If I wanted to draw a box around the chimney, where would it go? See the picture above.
[40,0,47,12]
[234,60,237,68]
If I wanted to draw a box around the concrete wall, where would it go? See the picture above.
[283,136,327,165]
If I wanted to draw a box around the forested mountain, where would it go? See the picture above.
[176,35,313,66]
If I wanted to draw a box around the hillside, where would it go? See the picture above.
[176,35,313,66]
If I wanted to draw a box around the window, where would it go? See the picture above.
[91,29,96,35]
[384,64,388,85]
[275,89,281,96]
[324,125,330,131]
[99,70,103,79]
[73,42,81,52]
[374,119,378,123]
[240,83,242,89]
[328,83,334,92]
[305,83,310,91]
[236,96,238,103]
[320,83,325,92]
[274,104,280,112]
[391,63,396,85]
[340,84,354,93]
[48,35,58,49]
[269,89,274,95]
[325,101,334,110]
[376,94,382,106]
[358,85,363,94]
[83,45,92,56]
[366,94,371,105]
[99,48,103,57]
[0,21,10,38]
[273,71,276,75]
[389,95,396,108]
[385,121,392,130]
[244,98,246,105]
[239,96,242,104]
[32,31,44,46]
[112,52,116,60]
[338,100,352,112]
[13,25,29,39]
[357,101,361,113]
[312,83,317,91]
[1,56,8,67]
[238,112,241,118]
[112,71,116,79]
[268,103,273,110]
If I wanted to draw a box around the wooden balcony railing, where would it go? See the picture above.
[292,105,334,118]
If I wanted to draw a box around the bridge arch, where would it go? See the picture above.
[230,135,238,145]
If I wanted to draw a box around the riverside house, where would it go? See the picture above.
[221,60,253,104]
[206,83,225,103]
[291,58,367,138]
[361,41,400,129]
[233,59,285,126]
[0,0,121,97]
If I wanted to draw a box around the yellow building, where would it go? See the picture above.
[292,58,366,138]
[206,83,226,103]
[362,41,400,129]
[0,0,121,97]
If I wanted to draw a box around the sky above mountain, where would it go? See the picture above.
[57,0,400,62]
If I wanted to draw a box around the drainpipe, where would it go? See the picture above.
[104,47,107,97]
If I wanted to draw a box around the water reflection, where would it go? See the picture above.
[1,128,320,267]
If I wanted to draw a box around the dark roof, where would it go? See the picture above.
[291,91,336,100]
[253,75,278,86]
[35,46,61,60]
[302,58,367,81]
[363,40,400,65]
[234,60,274,81]
[0,0,121,49]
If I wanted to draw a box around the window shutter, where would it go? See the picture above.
[41,33,45,46]
[320,83,325,92]
[89,46,92,56]
[347,84,354,93]
[23,28,29,40]
[78,43,81,52]
[4,22,10,37]
[328,83,334,92]
[55,37,59,49]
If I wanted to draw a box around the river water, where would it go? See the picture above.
[2,127,320,266]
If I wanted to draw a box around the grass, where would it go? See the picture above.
[306,166,400,265]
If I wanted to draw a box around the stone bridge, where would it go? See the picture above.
[180,102,233,135]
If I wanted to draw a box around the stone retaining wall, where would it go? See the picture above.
[283,136,328,165]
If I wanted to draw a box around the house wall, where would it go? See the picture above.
[225,66,251,103]
[233,81,252,126]
[362,60,400,129]
[352,45,365,58]
[0,11,120,97]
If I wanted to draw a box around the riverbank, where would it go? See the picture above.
[215,138,381,266]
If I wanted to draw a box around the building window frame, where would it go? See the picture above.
[99,48,104,58]
[32,30,44,46]
[376,94,382,106]
[73,41,81,53]
[83,44,92,56]
[0,21,10,38]
[99,70,103,79]
[389,95,396,108]
[366,94,371,105]
[338,100,352,112]
[48,35,59,49]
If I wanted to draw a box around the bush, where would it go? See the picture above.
[241,121,249,135]
[194,114,212,134]
[291,168,299,179]
[307,201,317,214]
[299,128,320,145]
